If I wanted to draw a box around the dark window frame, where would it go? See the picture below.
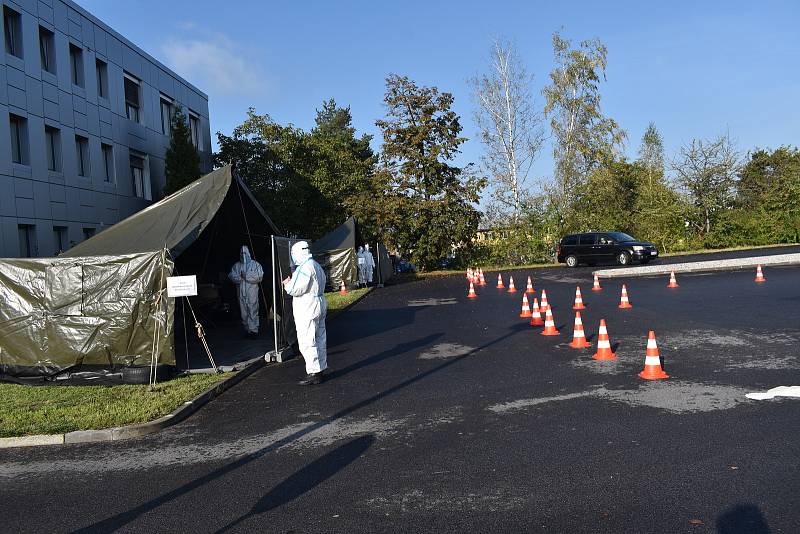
[75,135,90,177]
[39,26,56,73]
[4,6,22,59]
[69,43,84,87]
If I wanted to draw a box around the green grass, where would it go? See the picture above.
[325,286,373,316]
[0,372,232,438]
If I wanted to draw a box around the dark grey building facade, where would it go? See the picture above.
[1,0,211,258]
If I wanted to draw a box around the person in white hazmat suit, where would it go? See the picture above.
[364,244,376,284]
[356,246,367,287]
[283,241,328,385]
[229,245,264,338]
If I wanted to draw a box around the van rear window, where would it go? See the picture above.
[561,235,578,246]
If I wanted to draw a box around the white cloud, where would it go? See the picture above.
[160,29,268,98]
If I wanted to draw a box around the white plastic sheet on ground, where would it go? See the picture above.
[745,386,800,400]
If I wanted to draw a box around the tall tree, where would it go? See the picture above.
[163,108,201,196]
[470,38,545,224]
[362,74,484,270]
[672,134,740,236]
[637,122,664,186]
[215,105,375,239]
[542,31,626,232]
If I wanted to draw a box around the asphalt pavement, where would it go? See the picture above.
[1,248,799,533]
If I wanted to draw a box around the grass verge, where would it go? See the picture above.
[0,372,232,438]
[326,286,373,317]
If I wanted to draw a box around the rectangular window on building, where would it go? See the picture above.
[83,227,95,240]
[188,111,200,149]
[124,73,140,122]
[53,226,68,255]
[39,26,55,73]
[45,126,61,172]
[96,59,108,98]
[101,143,114,182]
[9,114,28,165]
[160,96,173,136]
[18,224,37,257]
[130,152,146,198]
[75,135,90,177]
[4,6,22,58]
[69,43,84,87]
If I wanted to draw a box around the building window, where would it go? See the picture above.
[124,74,140,122]
[189,111,200,149]
[101,143,114,182]
[130,153,146,198]
[69,44,84,87]
[75,135,90,176]
[96,59,108,99]
[9,114,28,165]
[18,224,37,257]
[53,226,68,255]
[4,6,22,58]
[39,26,56,74]
[160,97,173,136]
[45,126,61,172]
[82,227,95,240]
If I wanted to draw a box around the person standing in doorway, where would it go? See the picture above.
[228,245,264,339]
[283,241,328,385]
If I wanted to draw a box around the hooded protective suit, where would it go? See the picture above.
[357,246,367,286]
[228,245,264,335]
[364,244,375,283]
[284,241,328,374]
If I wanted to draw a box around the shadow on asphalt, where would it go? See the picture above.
[326,333,443,381]
[716,503,771,533]
[213,435,375,533]
[328,307,422,346]
[72,324,528,533]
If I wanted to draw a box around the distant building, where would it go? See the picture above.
[1,0,211,258]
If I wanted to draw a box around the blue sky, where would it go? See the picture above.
[79,0,799,182]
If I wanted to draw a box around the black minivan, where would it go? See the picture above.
[557,232,658,267]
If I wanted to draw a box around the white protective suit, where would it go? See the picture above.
[284,241,328,374]
[356,246,367,286]
[364,244,375,283]
[228,245,264,334]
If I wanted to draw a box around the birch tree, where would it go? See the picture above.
[470,38,544,224]
[637,122,665,186]
[542,31,625,231]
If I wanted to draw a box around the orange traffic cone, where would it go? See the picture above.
[755,264,766,283]
[591,274,602,291]
[592,319,616,360]
[529,298,544,326]
[540,289,551,312]
[638,331,668,380]
[525,276,535,294]
[519,294,532,318]
[540,306,560,336]
[496,274,504,289]
[667,271,679,288]
[467,281,477,299]
[618,284,632,309]
[573,286,586,310]
[479,269,487,286]
[568,311,592,348]
[507,275,517,293]
[339,281,348,295]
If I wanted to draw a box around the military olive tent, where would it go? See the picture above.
[310,216,393,288]
[0,165,296,380]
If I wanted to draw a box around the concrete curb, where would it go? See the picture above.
[0,357,267,449]
[593,253,800,279]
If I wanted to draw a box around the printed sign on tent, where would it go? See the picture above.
[167,275,198,297]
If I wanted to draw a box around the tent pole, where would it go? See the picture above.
[271,234,279,360]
